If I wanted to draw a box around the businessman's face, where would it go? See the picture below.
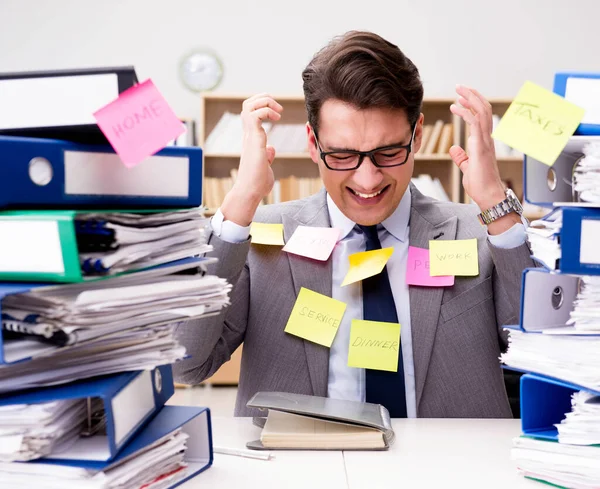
[308,100,423,226]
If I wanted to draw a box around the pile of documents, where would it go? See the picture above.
[568,276,600,331]
[0,66,221,485]
[573,142,600,203]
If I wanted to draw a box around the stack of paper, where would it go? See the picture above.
[500,330,600,391]
[526,211,562,269]
[573,142,600,203]
[557,391,600,445]
[511,436,600,488]
[568,276,600,331]
[0,399,90,461]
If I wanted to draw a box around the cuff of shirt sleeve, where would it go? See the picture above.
[487,222,526,249]
[211,208,251,243]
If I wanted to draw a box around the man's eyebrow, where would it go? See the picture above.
[323,139,407,152]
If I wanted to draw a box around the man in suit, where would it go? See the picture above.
[174,31,534,417]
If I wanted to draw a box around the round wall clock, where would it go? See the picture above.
[179,50,224,92]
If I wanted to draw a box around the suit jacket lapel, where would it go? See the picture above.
[282,189,332,397]
[408,186,458,411]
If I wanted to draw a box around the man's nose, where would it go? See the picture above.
[352,157,384,191]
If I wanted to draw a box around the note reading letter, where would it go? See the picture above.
[406,246,454,286]
[94,79,185,168]
[283,226,340,261]
[348,319,401,372]
[284,287,347,347]
[429,238,479,277]
[341,248,394,287]
[492,81,585,167]
[250,223,285,246]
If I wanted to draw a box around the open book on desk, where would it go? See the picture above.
[246,391,394,451]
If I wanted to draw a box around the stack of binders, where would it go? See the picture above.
[0,67,227,487]
[501,72,600,489]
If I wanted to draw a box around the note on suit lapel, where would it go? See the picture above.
[282,206,332,397]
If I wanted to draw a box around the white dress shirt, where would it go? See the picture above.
[211,190,526,417]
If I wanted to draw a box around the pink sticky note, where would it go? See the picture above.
[93,79,185,168]
[406,246,454,287]
[283,226,341,261]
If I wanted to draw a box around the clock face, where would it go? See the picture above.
[180,51,224,92]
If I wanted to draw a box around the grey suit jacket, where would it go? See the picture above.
[174,185,536,417]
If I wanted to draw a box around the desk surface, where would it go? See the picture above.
[182,417,540,489]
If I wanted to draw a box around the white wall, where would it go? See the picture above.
[1,0,598,120]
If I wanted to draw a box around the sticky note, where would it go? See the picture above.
[348,319,400,372]
[94,79,185,168]
[341,247,394,287]
[284,287,347,347]
[283,226,340,261]
[492,81,585,166]
[429,238,479,276]
[406,246,454,287]
[250,222,285,245]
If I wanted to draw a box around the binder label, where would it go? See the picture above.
[580,219,600,265]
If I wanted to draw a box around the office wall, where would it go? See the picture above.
[0,0,597,119]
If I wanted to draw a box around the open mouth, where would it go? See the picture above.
[348,185,390,204]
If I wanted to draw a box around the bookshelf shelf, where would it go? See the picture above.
[205,152,311,159]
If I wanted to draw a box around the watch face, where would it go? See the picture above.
[179,51,223,92]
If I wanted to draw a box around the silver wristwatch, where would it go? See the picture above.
[477,188,524,225]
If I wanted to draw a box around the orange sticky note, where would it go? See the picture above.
[429,238,478,276]
[94,79,185,168]
[284,287,347,347]
[492,81,585,166]
[347,319,401,372]
[341,247,394,287]
[250,222,285,246]
[283,226,340,261]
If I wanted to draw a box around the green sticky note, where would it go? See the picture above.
[492,81,585,166]
[284,287,347,347]
[348,320,401,372]
[429,238,479,277]
[250,222,285,246]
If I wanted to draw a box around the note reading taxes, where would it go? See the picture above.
[284,287,347,347]
[492,81,585,166]
[250,223,285,246]
[283,226,340,261]
[347,319,401,372]
[341,247,394,287]
[406,246,454,286]
[94,79,185,168]
[429,238,479,276]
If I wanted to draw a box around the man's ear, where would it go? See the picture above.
[306,122,319,165]
[413,113,425,154]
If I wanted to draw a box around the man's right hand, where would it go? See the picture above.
[220,94,283,227]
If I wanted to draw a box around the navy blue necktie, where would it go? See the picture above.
[358,224,407,418]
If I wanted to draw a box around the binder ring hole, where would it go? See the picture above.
[154,368,162,394]
[547,168,557,192]
[28,157,53,186]
[551,286,564,310]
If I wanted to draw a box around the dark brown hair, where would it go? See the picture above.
[302,31,424,135]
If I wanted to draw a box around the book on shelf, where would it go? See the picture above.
[417,120,452,156]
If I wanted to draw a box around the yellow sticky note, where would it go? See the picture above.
[250,222,285,246]
[341,247,394,287]
[492,81,585,166]
[348,320,400,372]
[429,238,479,276]
[284,287,347,347]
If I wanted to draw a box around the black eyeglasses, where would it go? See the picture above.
[314,124,416,171]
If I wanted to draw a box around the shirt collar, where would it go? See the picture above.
[326,185,412,242]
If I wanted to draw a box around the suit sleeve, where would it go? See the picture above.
[173,232,251,384]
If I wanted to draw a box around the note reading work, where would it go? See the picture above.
[284,287,347,347]
[250,223,285,246]
[347,319,401,372]
[94,79,185,168]
[283,226,340,261]
[429,238,479,277]
[406,246,454,286]
[492,81,585,166]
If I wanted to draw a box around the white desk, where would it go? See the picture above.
[181,417,540,489]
